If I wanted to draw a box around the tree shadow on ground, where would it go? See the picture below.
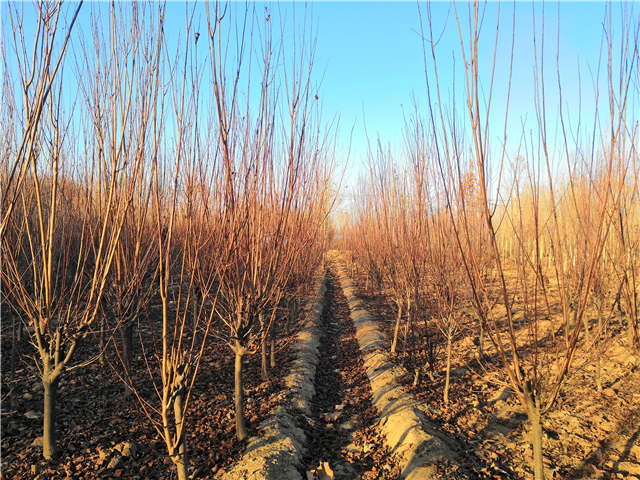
[565,405,640,480]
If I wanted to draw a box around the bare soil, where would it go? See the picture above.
[352,274,640,480]
[1,314,300,479]
[1,275,404,480]
[298,271,402,479]
[4,271,638,480]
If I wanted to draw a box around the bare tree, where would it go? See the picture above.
[0,0,150,459]
[1,0,83,237]
[206,1,327,441]
[419,2,638,478]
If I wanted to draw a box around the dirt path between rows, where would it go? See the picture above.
[299,271,402,480]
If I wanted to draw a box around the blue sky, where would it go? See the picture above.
[4,1,637,202]
[305,2,633,197]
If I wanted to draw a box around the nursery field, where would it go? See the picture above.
[347,266,640,479]
[2,1,639,480]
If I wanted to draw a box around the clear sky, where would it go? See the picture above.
[4,1,638,205]
[304,1,636,201]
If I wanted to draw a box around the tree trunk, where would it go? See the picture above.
[269,335,276,369]
[9,315,18,410]
[10,313,17,377]
[444,330,452,407]
[390,302,402,354]
[98,316,105,367]
[172,392,188,480]
[121,322,134,372]
[260,313,269,382]
[594,313,603,392]
[120,322,135,397]
[596,354,603,392]
[174,456,187,480]
[629,289,639,348]
[17,316,24,344]
[260,334,269,381]
[43,376,59,460]
[234,343,248,441]
[403,296,412,349]
[527,400,545,480]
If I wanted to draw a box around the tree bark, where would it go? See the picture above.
[596,355,603,392]
[402,296,412,349]
[269,335,276,369]
[10,313,17,377]
[527,399,545,480]
[391,302,402,354]
[628,287,639,348]
[234,342,247,441]
[260,314,269,381]
[43,376,59,460]
[17,317,24,344]
[120,322,135,397]
[172,392,188,480]
[9,315,18,410]
[261,334,269,381]
[98,316,105,367]
[444,330,452,407]
[120,322,134,372]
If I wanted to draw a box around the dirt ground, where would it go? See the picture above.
[297,270,402,480]
[1,311,301,479]
[1,274,405,480]
[3,270,639,480]
[352,275,640,479]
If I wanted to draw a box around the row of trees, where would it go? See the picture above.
[1,2,334,479]
[342,2,639,480]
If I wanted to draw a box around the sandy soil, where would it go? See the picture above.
[351,272,640,480]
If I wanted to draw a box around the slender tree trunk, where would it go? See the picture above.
[444,330,452,407]
[596,349,603,392]
[43,376,59,460]
[269,334,276,369]
[260,313,269,382]
[403,296,412,349]
[594,312,603,392]
[118,321,137,398]
[234,342,247,441]
[10,313,17,377]
[391,302,402,354]
[9,315,18,410]
[563,304,572,349]
[527,399,545,480]
[121,323,134,370]
[261,334,269,381]
[98,316,105,367]
[121,322,134,384]
[17,317,24,344]
[173,392,188,480]
[629,288,639,348]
